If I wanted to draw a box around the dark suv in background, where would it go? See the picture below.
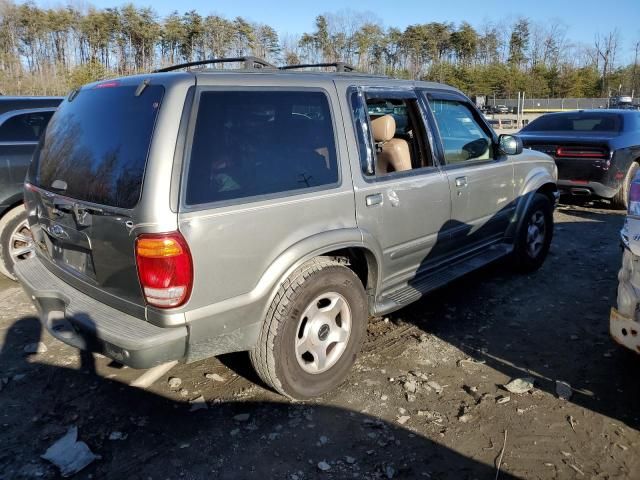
[0,96,62,279]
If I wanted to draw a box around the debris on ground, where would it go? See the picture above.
[457,357,486,368]
[205,373,225,382]
[396,415,410,425]
[108,431,127,440]
[555,380,573,401]
[41,426,98,477]
[496,395,511,404]
[317,460,331,471]
[503,377,535,394]
[568,415,577,433]
[23,342,47,354]
[427,381,444,394]
[458,413,473,423]
[234,413,251,422]
[167,377,182,390]
[403,380,417,394]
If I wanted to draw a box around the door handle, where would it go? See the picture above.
[365,193,383,207]
[455,176,468,188]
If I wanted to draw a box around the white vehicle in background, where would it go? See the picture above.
[612,177,640,353]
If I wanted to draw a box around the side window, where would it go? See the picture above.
[351,91,432,178]
[428,99,493,164]
[0,111,54,142]
[185,90,339,206]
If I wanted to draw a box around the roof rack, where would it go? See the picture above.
[154,56,276,73]
[279,62,357,72]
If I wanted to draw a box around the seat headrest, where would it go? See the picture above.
[371,115,396,142]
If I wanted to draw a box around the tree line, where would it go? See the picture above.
[0,0,638,99]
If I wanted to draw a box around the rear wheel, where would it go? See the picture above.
[612,162,639,210]
[513,193,554,273]
[250,257,368,400]
[0,206,35,280]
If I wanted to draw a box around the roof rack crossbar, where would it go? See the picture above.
[154,56,276,73]
[279,62,357,72]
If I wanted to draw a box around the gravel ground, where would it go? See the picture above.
[1,204,639,479]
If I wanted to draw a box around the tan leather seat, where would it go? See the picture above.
[370,115,411,174]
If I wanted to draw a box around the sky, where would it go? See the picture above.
[27,0,640,60]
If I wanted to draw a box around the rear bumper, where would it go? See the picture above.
[14,256,187,368]
[557,180,618,199]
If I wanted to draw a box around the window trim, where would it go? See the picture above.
[180,86,343,212]
[347,86,441,185]
[421,90,505,170]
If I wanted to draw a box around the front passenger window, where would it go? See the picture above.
[429,99,493,164]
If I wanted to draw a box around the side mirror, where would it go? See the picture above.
[498,134,523,156]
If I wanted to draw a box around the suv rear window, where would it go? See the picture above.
[185,90,338,206]
[35,84,163,209]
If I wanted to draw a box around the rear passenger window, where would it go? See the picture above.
[185,90,339,206]
[350,90,432,178]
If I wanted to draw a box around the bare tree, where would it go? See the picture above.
[595,29,620,96]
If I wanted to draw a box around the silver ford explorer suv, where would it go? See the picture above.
[15,58,558,399]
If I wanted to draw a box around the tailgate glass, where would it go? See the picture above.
[34,83,164,209]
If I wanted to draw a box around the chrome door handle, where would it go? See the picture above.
[455,176,468,188]
[365,193,383,206]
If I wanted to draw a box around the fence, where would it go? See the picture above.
[491,98,610,112]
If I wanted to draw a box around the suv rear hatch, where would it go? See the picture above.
[26,80,165,318]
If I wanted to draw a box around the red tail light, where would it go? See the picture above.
[555,146,608,159]
[629,180,640,216]
[135,232,193,308]
[94,80,121,89]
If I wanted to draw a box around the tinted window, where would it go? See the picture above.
[429,99,493,164]
[35,84,163,208]
[522,113,623,133]
[0,111,54,142]
[186,90,338,205]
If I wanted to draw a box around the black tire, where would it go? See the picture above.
[250,257,368,400]
[0,206,32,281]
[612,162,639,210]
[513,193,554,273]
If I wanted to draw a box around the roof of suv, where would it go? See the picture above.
[180,68,461,93]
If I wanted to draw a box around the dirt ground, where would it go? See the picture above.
[1,204,639,479]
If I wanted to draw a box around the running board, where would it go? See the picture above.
[374,244,512,315]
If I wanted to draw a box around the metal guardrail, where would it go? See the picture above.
[491,98,611,112]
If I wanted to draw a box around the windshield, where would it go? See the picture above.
[522,113,623,133]
[34,83,163,208]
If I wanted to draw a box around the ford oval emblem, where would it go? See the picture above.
[50,224,67,238]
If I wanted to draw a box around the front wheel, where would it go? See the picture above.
[250,257,368,400]
[512,193,554,273]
